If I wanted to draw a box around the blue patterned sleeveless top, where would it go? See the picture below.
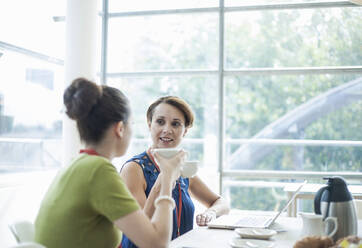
[120,151,195,248]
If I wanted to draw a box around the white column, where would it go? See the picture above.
[63,0,99,166]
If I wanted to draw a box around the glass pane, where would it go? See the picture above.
[107,76,219,170]
[0,51,63,173]
[0,0,65,59]
[109,0,218,12]
[226,144,362,171]
[224,179,315,212]
[1,0,65,173]
[225,74,362,139]
[225,74,362,171]
[225,8,362,67]
[107,13,218,72]
[226,185,286,211]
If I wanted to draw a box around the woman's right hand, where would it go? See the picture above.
[152,149,186,182]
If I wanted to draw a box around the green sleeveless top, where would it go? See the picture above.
[35,154,139,248]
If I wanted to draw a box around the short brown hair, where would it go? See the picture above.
[146,96,194,128]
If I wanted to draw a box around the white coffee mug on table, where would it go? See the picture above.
[299,212,338,238]
[153,148,199,178]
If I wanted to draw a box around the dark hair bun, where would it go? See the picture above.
[63,78,102,120]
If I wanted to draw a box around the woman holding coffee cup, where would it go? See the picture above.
[35,78,186,248]
[120,96,230,248]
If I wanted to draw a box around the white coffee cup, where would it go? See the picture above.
[153,148,180,158]
[153,148,199,178]
[180,161,198,178]
[299,212,338,238]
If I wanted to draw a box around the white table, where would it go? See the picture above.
[170,215,362,248]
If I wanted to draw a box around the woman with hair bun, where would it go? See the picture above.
[35,78,186,248]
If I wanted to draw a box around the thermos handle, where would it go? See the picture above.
[314,186,329,215]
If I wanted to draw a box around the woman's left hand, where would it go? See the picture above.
[196,209,217,226]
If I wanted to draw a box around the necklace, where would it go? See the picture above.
[79,148,100,156]
[147,148,183,237]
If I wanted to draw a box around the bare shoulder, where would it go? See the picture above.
[121,161,143,175]
[120,161,145,185]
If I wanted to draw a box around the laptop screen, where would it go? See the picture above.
[207,180,308,229]
[268,180,307,225]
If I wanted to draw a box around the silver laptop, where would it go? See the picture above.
[207,180,307,229]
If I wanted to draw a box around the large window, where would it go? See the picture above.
[1,1,361,213]
[104,1,362,212]
[0,0,65,173]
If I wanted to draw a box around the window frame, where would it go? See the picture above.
[100,0,362,194]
